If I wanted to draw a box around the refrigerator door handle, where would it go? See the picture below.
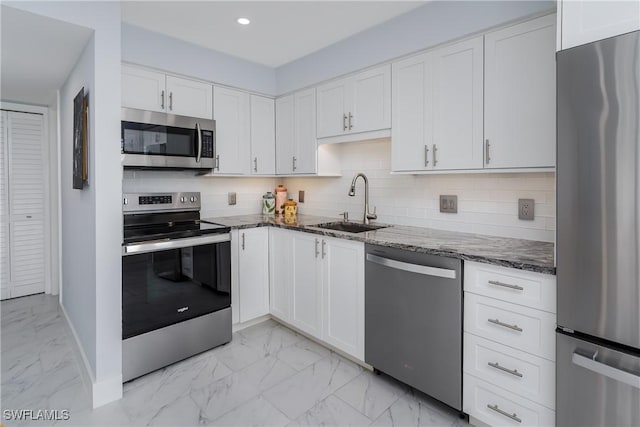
[572,351,640,389]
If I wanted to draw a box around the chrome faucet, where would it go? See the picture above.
[348,172,377,225]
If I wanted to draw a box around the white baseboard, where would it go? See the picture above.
[60,303,123,408]
[232,314,272,333]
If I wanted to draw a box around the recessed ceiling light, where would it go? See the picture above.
[237,17,251,25]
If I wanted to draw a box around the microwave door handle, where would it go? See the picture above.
[195,122,202,163]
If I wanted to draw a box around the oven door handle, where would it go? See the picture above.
[195,122,202,163]
[122,233,230,256]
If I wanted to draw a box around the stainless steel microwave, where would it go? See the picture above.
[121,107,216,170]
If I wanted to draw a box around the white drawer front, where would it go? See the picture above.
[464,332,555,409]
[463,374,555,427]
[464,261,556,313]
[464,293,556,361]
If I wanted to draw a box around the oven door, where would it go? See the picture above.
[122,234,230,339]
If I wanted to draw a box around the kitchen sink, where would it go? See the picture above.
[314,221,388,233]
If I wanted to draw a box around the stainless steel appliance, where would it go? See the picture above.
[121,192,231,382]
[557,30,640,426]
[121,107,216,170]
[365,244,463,411]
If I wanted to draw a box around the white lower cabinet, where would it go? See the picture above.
[463,262,556,427]
[232,228,270,324]
[269,228,365,361]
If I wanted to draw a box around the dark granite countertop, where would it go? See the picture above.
[203,214,556,275]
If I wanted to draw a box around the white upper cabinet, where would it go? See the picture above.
[316,64,391,140]
[122,64,213,119]
[213,86,251,174]
[250,95,276,175]
[559,0,640,50]
[275,88,317,175]
[484,15,556,169]
[392,37,483,171]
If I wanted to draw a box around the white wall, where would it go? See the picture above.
[123,171,277,218]
[121,23,277,96]
[276,1,555,94]
[7,0,123,407]
[284,140,555,242]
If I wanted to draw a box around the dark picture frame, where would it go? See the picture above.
[73,87,88,189]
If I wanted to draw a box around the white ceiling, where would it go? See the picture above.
[1,6,94,106]
[121,1,426,67]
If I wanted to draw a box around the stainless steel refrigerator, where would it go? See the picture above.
[557,30,640,426]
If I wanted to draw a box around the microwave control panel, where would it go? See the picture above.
[201,130,214,158]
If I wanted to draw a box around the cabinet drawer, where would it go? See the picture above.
[464,293,556,360]
[465,261,556,313]
[463,374,555,427]
[464,332,555,409]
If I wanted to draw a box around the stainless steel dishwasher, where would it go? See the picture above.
[365,244,462,411]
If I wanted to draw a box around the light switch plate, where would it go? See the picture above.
[299,190,305,203]
[519,198,535,220]
[440,195,458,213]
[228,192,236,205]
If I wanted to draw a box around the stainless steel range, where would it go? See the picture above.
[121,192,231,382]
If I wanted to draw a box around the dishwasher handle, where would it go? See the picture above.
[366,253,457,279]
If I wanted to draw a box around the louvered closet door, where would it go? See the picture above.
[7,111,45,299]
[0,112,10,299]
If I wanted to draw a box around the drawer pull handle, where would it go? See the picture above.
[487,404,522,423]
[488,361,523,378]
[488,318,523,332]
[488,280,524,291]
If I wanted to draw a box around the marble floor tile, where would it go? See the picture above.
[209,395,291,427]
[244,325,302,358]
[263,354,363,420]
[213,336,265,371]
[335,371,408,421]
[291,395,371,427]
[237,318,280,340]
[237,355,297,392]
[370,389,468,427]
[276,338,330,372]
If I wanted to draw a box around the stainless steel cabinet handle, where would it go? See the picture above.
[26,215,32,219]
[343,114,348,131]
[215,155,220,170]
[321,240,327,259]
[292,156,297,171]
[348,112,353,130]
[488,318,523,332]
[485,139,491,164]
[366,254,457,279]
[161,90,165,109]
[123,233,231,256]
[169,92,173,111]
[572,352,640,389]
[315,238,320,258]
[488,280,524,291]
[196,122,202,163]
[254,157,258,173]
[432,144,438,166]
[424,145,429,167]
[487,404,522,423]
[488,361,523,378]
[241,233,245,250]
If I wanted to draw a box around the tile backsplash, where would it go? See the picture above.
[122,139,555,242]
[284,140,556,242]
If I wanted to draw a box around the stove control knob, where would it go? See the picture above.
[190,196,196,203]
[180,196,186,203]
[123,197,128,205]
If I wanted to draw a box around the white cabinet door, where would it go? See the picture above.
[561,0,640,50]
[213,86,250,174]
[322,237,364,360]
[250,95,275,175]
[432,36,484,170]
[291,232,322,337]
[391,52,434,172]
[166,76,213,120]
[238,228,270,322]
[269,228,292,321]
[293,88,317,174]
[0,112,9,300]
[485,15,556,169]
[122,64,166,112]
[350,64,391,135]
[275,95,295,175]
[316,80,348,139]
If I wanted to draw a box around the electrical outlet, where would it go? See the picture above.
[228,192,236,205]
[299,190,305,203]
[439,195,458,213]
[519,198,535,220]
